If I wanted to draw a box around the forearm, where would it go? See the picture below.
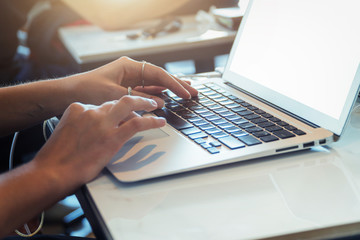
[62,0,190,30]
[0,79,75,136]
[0,161,71,237]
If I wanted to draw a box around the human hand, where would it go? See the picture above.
[33,96,165,191]
[67,57,198,108]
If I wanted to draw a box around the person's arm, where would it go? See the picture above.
[61,0,191,30]
[0,57,198,136]
[0,96,165,236]
[0,57,197,236]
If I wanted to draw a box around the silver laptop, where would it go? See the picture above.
[107,0,360,182]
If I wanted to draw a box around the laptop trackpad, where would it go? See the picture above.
[107,128,169,173]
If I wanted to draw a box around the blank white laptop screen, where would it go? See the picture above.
[224,0,360,136]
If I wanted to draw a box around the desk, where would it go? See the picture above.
[77,99,360,239]
[58,14,236,73]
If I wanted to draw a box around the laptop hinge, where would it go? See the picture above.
[224,81,319,129]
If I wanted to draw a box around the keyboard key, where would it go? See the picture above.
[201,143,212,149]
[247,106,258,111]
[232,107,247,112]
[257,121,275,128]
[272,130,295,139]
[277,121,289,126]
[224,126,242,133]
[293,129,306,135]
[207,104,222,110]
[189,105,203,110]
[225,115,242,121]
[284,125,297,131]
[218,123,235,129]
[188,117,202,122]
[238,135,262,146]
[181,113,197,119]
[245,127,263,133]
[212,96,228,102]
[205,115,221,121]
[219,111,234,117]
[202,90,217,96]
[239,122,256,129]
[181,127,201,135]
[194,109,209,114]
[262,113,273,118]
[154,108,193,130]
[207,93,223,99]
[211,132,229,139]
[177,109,193,116]
[227,95,239,100]
[199,124,215,130]
[231,130,248,137]
[219,100,235,105]
[240,102,252,107]
[260,135,279,142]
[251,118,268,124]
[225,103,241,109]
[232,119,248,125]
[266,126,283,132]
[193,119,210,126]
[235,99,245,104]
[212,119,228,125]
[253,131,271,138]
[205,127,222,134]
[244,114,260,120]
[199,111,214,118]
[188,132,208,140]
[195,138,206,144]
[218,136,246,149]
[238,110,253,116]
[213,107,228,113]
[207,147,220,154]
[209,140,222,147]
[199,98,212,104]
[254,109,266,114]
[268,117,281,122]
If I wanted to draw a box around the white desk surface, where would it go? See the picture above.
[85,102,360,240]
[58,14,236,65]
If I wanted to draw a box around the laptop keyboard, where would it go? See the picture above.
[153,83,306,154]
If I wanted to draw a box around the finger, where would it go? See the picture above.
[114,116,166,143]
[171,76,198,97]
[140,62,193,99]
[108,96,158,125]
[120,111,140,125]
[130,89,165,108]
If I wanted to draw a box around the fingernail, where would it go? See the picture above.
[150,99,158,107]
[156,117,166,125]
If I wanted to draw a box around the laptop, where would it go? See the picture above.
[107,0,360,182]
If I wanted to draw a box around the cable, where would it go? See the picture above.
[14,212,45,237]
[9,121,49,237]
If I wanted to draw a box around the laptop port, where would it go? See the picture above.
[319,139,326,144]
[303,141,315,148]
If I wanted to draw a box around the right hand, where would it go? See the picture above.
[33,95,165,192]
